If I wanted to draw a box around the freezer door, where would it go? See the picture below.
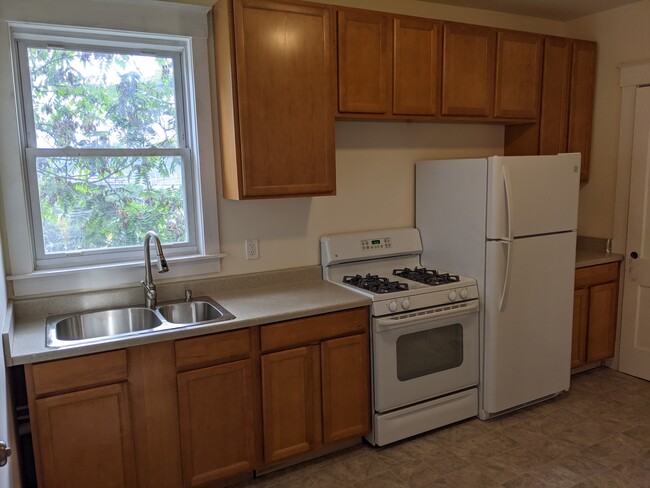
[482,231,576,416]
[486,154,581,239]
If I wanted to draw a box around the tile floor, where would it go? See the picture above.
[236,367,650,487]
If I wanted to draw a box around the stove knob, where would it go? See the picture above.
[389,301,398,313]
[460,288,468,300]
[448,290,458,302]
[402,298,411,310]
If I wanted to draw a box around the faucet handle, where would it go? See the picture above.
[185,289,193,302]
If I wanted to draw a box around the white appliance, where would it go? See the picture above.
[321,228,480,446]
[415,154,580,419]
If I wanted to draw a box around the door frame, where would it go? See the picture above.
[611,59,650,370]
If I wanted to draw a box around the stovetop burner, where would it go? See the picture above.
[393,267,460,286]
[343,274,410,294]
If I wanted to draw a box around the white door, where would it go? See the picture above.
[619,86,650,380]
[0,228,19,487]
[1,344,19,487]
[482,231,576,416]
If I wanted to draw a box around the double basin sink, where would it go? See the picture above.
[46,297,235,348]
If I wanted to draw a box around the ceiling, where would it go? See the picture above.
[416,0,642,21]
[160,0,641,21]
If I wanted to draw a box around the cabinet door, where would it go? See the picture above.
[321,333,370,443]
[261,347,315,463]
[567,40,597,182]
[34,383,136,488]
[441,22,496,117]
[494,31,543,119]
[539,37,571,155]
[571,288,589,368]
[337,8,391,114]
[393,16,440,116]
[177,360,256,487]
[586,282,618,363]
[231,0,335,197]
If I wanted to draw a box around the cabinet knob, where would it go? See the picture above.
[630,251,639,260]
[0,441,12,467]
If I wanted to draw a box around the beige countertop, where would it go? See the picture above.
[3,269,371,366]
[575,250,624,269]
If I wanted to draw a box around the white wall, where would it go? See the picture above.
[1,0,612,295]
[566,0,650,238]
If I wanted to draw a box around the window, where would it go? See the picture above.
[6,23,221,296]
[18,37,197,268]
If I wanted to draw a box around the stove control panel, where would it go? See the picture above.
[361,237,391,251]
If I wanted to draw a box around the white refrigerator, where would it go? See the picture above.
[415,154,581,419]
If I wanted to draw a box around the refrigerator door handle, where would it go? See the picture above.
[503,164,513,241]
[499,240,512,312]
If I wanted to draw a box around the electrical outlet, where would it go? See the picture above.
[245,239,259,260]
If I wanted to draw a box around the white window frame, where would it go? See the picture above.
[5,22,223,297]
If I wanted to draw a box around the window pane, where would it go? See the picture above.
[27,47,179,149]
[35,156,188,254]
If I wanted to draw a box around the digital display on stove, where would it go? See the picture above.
[361,237,391,250]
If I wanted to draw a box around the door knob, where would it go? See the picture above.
[630,251,639,259]
[0,441,12,467]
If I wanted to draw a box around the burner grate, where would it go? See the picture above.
[343,274,409,294]
[393,267,460,286]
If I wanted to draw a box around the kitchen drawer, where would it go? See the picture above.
[29,349,128,397]
[175,328,251,371]
[575,262,619,289]
[260,308,368,352]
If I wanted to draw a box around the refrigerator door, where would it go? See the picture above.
[486,154,581,239]
[482,231,576,416]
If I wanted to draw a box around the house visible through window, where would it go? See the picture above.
[17,35,198,269]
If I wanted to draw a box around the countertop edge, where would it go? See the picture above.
[575,251,624,269]
[6,280,372,366]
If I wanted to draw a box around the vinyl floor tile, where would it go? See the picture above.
[232,367,650,488]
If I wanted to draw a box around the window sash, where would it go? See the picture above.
[16,38,198,269]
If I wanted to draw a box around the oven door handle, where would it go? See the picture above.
[374,300,479,331]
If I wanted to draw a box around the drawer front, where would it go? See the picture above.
[575,262,619,289]
[260,308,368,352]
[30,349,128,397]
[175,328,251,371]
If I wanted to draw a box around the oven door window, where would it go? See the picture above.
[396,323,463,381]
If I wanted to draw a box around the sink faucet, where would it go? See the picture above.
[141,231,169,309]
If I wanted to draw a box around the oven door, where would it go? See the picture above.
[372,300,479,413]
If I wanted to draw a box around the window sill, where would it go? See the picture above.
[7,253,226,297]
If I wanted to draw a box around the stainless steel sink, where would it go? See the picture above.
[46,297,235,348]
[157,298,235,325]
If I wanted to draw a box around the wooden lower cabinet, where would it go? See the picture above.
[177,359,256,487]
[261,346,316,462]
[33,383,137,488]
[321,333,370,444]
[572,262,620,368]
[26,307,370,486]
[260,308,370,465]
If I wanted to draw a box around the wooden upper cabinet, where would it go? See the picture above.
[494,31,543,119]
[393,16,440,116]
[539,37,572,155]
[215,0,336,199]
[337,8,391,114]
[441,22,496,117]
[568,40,597,181]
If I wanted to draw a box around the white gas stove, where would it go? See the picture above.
[321,228,478,316]
[321,228,480,446]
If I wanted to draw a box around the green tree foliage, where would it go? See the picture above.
[27,47,187,254]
